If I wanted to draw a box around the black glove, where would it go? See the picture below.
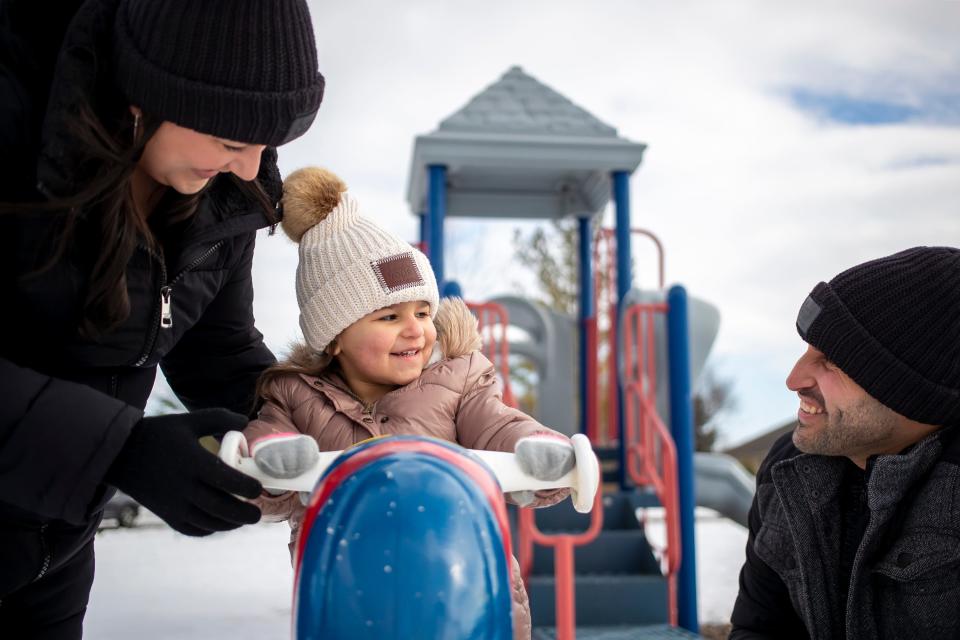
[106,408,262,536]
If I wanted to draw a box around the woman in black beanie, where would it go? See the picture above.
[0,0,324,636]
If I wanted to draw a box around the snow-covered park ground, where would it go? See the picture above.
[85,508,747,638]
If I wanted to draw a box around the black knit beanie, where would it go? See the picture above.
[796,246,960,426]
[112,0,324,146]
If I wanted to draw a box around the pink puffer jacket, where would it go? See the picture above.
[244,299,568,639]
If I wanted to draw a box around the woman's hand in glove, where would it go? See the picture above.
[106,408,262,536]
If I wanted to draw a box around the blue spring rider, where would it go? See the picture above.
[292,436,515,640]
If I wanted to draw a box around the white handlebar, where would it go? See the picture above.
[218,432,600,513]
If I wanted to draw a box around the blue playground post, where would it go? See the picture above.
[578,215,594,436]
[427,165,447,285]
[441,280,463,299]
[667,285,699,633]
[419,210,429,253]
[613,170,631,489]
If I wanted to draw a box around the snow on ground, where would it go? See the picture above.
[86,513,294,639]
[641,507,749,624]
[86,509,747,638]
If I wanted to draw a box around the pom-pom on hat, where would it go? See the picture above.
[282,167,440,353]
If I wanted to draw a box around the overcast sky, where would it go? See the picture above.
[173,1,960,447]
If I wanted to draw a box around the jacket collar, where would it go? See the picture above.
[297,371,378,416]
[295,359,453,416]
[866,428,946,511]
[772,426,948,514]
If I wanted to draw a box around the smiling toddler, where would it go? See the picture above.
[242,167,576,640]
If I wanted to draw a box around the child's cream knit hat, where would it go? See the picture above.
[281,167,439,352]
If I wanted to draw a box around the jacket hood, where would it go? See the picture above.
[283,297,482,369]
[433,297,483,360]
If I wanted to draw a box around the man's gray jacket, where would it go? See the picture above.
[730,426,960,639]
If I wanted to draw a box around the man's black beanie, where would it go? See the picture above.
[796,246,960,426]
[113,0,325,147]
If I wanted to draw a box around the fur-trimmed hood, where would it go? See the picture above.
[431,297,484,361]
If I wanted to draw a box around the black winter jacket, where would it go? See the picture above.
[730,427,960,640]
[0,0,278,527]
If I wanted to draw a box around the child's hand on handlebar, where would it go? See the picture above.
[250,433,319,505]
[508,434,575,508]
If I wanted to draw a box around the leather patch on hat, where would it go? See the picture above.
[797,295,821,336]
[372,252,423,293]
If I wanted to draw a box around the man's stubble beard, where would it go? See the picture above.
[793,396,900,458]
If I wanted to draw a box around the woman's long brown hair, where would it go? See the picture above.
[4,99,276,338]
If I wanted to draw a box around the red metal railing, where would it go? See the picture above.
[590,228,665,445]
[591,229,617,445]
[622,302,681,625]
[466,301,517,408]
[519,481,604,640]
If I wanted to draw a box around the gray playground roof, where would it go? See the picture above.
[406,66,646,219]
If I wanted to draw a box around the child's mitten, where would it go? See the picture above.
[251,434,319,503]
[509,434,575,507]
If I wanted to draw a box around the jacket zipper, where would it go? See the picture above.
[327,379,378,414]
[160,286,173,328]
[133,241,224,366]
[32,524,51,583]
[160,240,225,329]
[321,378,381,436]
[133,244,166,367]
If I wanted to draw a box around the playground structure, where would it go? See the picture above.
[407,66,754,638]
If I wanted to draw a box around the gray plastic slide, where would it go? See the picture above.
[488,295,578,436]
[694,452,755,528]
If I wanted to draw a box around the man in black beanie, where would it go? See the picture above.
[730,246,960,640]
